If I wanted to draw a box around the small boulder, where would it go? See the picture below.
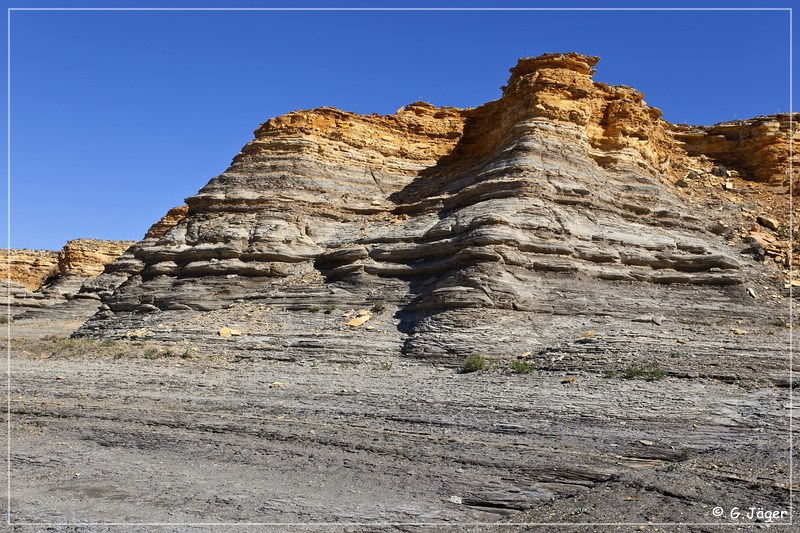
[218,327,242,337]
[346,312,371,327]
[756,216,779,231]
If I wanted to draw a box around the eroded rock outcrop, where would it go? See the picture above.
[3,239,135,320]
[2,239,134,296]
[57,239,136,278]
[0,249,59,291]
[79,205,189,300]
[144,205,190,240]
[675,115,799,185]
[75,53,791,363]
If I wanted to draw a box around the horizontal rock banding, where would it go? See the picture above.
[74,53,789,361]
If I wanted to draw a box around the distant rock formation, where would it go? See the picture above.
[3,239,136,291]
[74,53,793,364]
[2,239,135,319]
[675,115,798,185]
[56,239,136,279]
[0,249,59,291]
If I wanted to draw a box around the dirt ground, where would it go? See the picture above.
[1,314,796,533]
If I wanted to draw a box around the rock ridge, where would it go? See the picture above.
[73,53,791,365]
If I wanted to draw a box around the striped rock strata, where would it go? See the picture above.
[0,249,59,291]
[75,53,790,366]
[3,239,134,312]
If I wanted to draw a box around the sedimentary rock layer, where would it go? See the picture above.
[675,115,799,185]
[75,53,791,363]
[3,239,136,319]
[1,249,59,291]
[57,239,136,278]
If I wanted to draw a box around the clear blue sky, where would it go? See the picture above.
[2,1,795,250]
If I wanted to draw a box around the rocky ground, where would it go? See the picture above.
[2,309,796,532]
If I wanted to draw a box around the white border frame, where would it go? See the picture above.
[4,4,794,529]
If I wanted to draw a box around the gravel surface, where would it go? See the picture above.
[3,319,796,532]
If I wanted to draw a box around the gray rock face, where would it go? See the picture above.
[74,54,788,366]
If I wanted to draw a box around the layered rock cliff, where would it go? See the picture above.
[55,239,135,278]
[675,115,798,185]
[78,205,189,301]
[75,53,793,370]
[3,239,135,321]
[0,249,59,291]
[3,239,135,293]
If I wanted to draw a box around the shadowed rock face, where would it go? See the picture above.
[74,53,791,362]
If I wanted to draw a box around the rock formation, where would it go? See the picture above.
[675,115,798,185]
[75,53,793,368]
[3,239,135,293]
[55,239,135,278]
[78,205,189,301]
[2,239,135,320]
[0,249,59,291]
[143,205,190,240]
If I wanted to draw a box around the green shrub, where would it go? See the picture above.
[143,347,161,359]
[711,165,728,177]
[625,361,664,381]
[461,355,486,374]
[510,359,536,374]
[371,300,386,313]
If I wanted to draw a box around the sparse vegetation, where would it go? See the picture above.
[510,359,536,374]
[143,347,163,359]
[371,300,386,313]
[624,361,665,381]
[744,236,766,261]
[378,360,393,371]
[461,355,486,374]
[711,165,728,177]
[680,447,693,461]
[309,305,321,313]
[141,346,195,360]
[324,304,337,314]
[20,336,103,358]
[11,336,156,360]
[773,317,789,328]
